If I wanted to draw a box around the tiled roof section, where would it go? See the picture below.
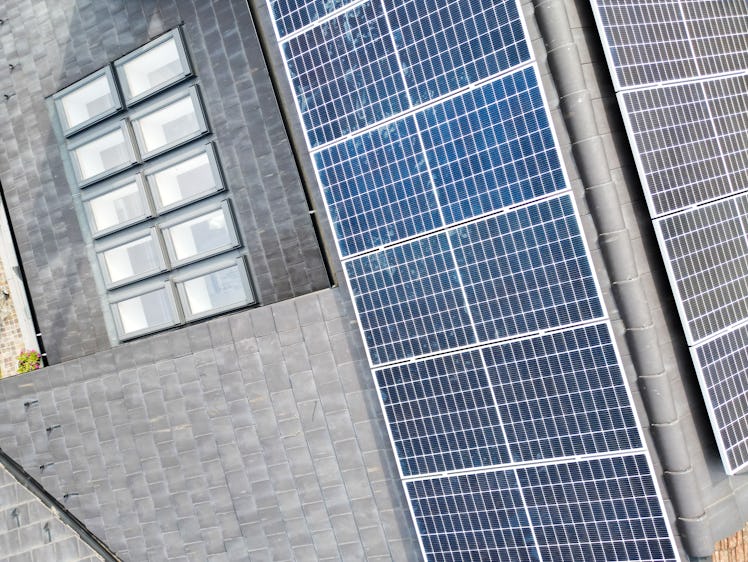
[0,288,420,561]
[0,463,104,562]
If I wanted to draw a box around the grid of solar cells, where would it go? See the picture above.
[682,1,748,78]
[656,194,748,344]
[593,0,697,88]
[482,323,641,463]
[417,66,566,225]
[694,323,748,473]
[621,81,736,216]
[406,470,541,562]
[450,194,603,342]
[282,1,409,148]
[315,115,441,257]
[376,349,510,476]
[270,0,354,38]
[517,454,678,562]
[345,232,475,366]
[384,0,530,106]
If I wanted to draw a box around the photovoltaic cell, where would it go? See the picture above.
[270,0,354,38]
[417,67,566,225]
[376,349,510,476]
[450,194,603,342]
[694,323,748,473]
[406,470,541,562]
[384,0,530,105]
[482,323,641,463]
[517,455,678,562]
[593,0,748,89]
[621,74,748,216]
[315,115,441,257]
[282,1,409,147]
[345,232,475,366]
[655,194,748,344]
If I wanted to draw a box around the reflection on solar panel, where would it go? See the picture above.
[592,0,748,473]
[270,0,355,37]
[270,0,678,557]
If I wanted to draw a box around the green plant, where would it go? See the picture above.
[17,349,41,374]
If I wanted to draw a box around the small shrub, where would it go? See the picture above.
[17,349,41,374]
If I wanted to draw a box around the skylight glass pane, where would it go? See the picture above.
[114,286,175,336]
[86,180,149,235]
[164,207,236,264]
[72,128,132,182]
[148,151,218,210]
[179,263,250,316]
[58,74,118,131]
[131,94,202,156]
[119,36,188,101]
[100,232,163,285]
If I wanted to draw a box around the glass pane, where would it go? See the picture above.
[166,208,233,262]
[181,264,248,315]
[73,128,131,181]
[87,181,148,234]
[149,152,216,209]
[120,37,186,100]
[133,96,201,154]
[101,234,161,284]
[116,287,174,335]
[59,75,117,130]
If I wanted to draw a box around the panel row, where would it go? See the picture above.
[282,0,530,147]
[407,454,678,562]
[316,66,565,257]
[346,193,604,366]
[377,322,640,477]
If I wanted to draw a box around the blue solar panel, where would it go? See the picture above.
[270,0,355,37]
[518,455,678,562]
[407,470,541,561]
[315,115,441,257]
[482,323,641,462]
[384,0,530,105]
[282,1,409,147]
[450,194,603,342]
[376,349,510,476]
[417,67,566,225]
[345,232,476,366]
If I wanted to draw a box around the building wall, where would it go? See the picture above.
[0,288,421,561]
[0,0,329,364]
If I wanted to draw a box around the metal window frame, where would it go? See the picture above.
[160,199,240,267]
[174,256,255,321]
[95,227,168,289]
[82,173,154,238]
[129,85,208,160]
[68,119,139,187]
[114,27,193,106]
[144,141,225,214]
[54,66,122,136]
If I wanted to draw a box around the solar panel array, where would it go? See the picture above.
[269,0,679,558]
[592,0,748,474]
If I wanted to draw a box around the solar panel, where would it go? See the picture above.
[592,0,748,476]
[271,0,679,557]
[407,454,677,562]
[592,0,748,89]
[384,0,530,105]
[482,322,641,463]
[315,115,441,257]
[418,66,566,225]
[345,232,476,366]
[450,194,603,342]
[282,0,409,148]
[693,323,748,474]
[655,195,748,344]
[620,73,748,216]
[376,348,511,476]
